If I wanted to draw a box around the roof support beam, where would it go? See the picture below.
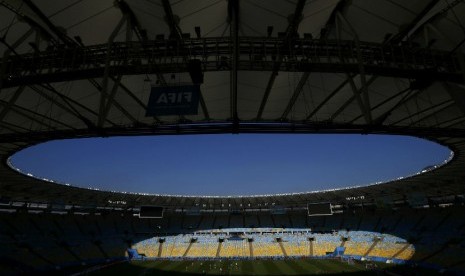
[443,82,465,116]
[160,0,209,120]
[0,99,72,130]
[96,12,145,126]
[330,76,377,121]
[22,0,77,46]
[106,79,152,125]
[37,83,117,127]
[161,0,183,40]
[424,24,456,48]
[113,80,148,111]
[0,86,25,123]
[2,2,125,129]
[372,87,423,125]
[336,12,372,123]
[116,0,148,42]
[389,99,454,126]
[305,78,350,121]
[32,83,80,119]
[350,86,411,123]
[408,101,456,127]
[29,85,96,129]
[319,0,440,124]
[307,0,356,120]
[256,0,306,120]
[0,120,29,133]
[196,86,210,121]
[98,15,128,127]
[0,28,35,91]
[114,1,164,123]
[280,72,311,120]
[229,0,239,123]
[98,73,123,127]
[320,0,350,39]
[342,74,372,123]
[389,0,442,44]
[330,1,439,124]
[90,79,138,126]
[437,117,465,128]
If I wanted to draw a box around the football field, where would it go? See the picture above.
[88,259,394,275]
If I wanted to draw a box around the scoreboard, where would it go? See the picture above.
[307,202,332,216]
[139,206,164,218]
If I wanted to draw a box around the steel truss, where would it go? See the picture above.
[1,121,465,144]
[1,37,463,88]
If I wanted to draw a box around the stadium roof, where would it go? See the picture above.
[0,0,465,209]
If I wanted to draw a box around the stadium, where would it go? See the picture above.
[0,0,465,275]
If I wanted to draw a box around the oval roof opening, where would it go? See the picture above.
[10,134,451,196]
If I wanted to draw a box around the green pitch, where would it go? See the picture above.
[88,259,396,275]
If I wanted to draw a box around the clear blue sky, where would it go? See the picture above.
[10,134,451,196]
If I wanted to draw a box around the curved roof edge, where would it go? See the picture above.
[1,125,464,209]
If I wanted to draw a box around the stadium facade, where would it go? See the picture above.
[0,0,465,274]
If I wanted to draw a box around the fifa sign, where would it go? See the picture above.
[146,85,200,116]
[156,91,193,105]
